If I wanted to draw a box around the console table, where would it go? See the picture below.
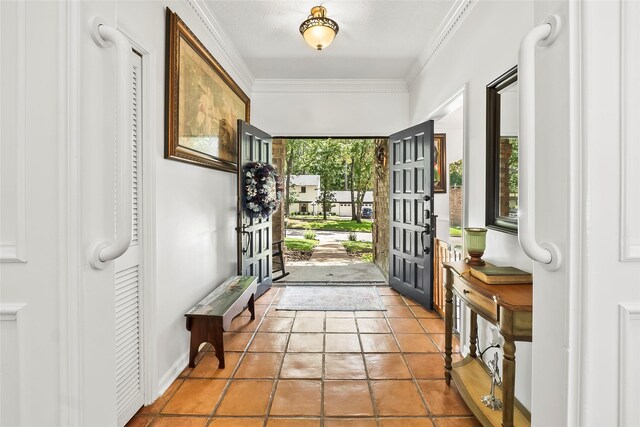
[443,262,532,427]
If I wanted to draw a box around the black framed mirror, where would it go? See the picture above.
[486,66,518,234]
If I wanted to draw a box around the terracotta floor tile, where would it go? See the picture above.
[292,317,325,332]
[257,290,277,305]
[224,332,253,352]
[209,418,264,427]
[138,379,183,414]
[411,306,441,318]
[296,311,326,318]
[326,317,358,333]
[324,419,377,427]
[403,296,420,306]
[326,311,355,318]
[324,353,367,379]
[357,318,391,333]
[419,318,445,334]
[360,334,400,353]
[259,317,294,333]
[324,380,374,416]
[418,380,473,416]
[266,308,296,317]
[396,334,440,353]
[405,353,446,379]
[125,415,153,427]
[380,295,406,305]
[239,305,267,318]
[432,417,481,427]
[364,353,412,379]
[280,353,323,378]
[215,380,273,416]
[355,310,385,318]
[248,333,289,352]
[287,333,324,352]
[388,317,424,334]
[270,380,322,416]
[234,353,283,378]
[325,333,361,353]
[228,316,259,332]
[385,305,416,318]
[266,419,321,427]
[430,334,460,353]
[190,352,241,378]
[178,365,193,378]
[380,418,434,427]
[371,380,427,416]
[150,417,209,427]
[162,379,226,415]
[377,287,400,296]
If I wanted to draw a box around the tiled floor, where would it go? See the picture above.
[127,286,478,427]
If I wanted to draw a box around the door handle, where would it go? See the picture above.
[421,230,430,254]
[236,226,253,255]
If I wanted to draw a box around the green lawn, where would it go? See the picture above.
[287,218,373,232]
[450,226,462,237]
[284,237,319,252]
[341,240,373,253]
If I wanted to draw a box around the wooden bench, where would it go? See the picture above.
[185,276,258,369]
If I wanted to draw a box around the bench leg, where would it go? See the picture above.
[248,293,256,321]
[188,318,205,368]
[211,318,225,369]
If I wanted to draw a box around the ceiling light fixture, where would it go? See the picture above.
[299,5,339,51]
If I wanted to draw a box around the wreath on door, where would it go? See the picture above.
[243,162,283,219]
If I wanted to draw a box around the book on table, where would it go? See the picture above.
[470,265,532,284]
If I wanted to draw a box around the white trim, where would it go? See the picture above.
[1,0,27,263]
[619,303,640,426]
[0,304,26,321]
[252,79,408,94]
[158,351,189,398]
[186,0,254,92]
[620,0,640,262]
[406,0,477,89]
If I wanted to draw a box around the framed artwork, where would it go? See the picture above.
[165,8,250,173]
[434,133,447,193]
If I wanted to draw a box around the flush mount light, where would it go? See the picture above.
[299,5,339,50]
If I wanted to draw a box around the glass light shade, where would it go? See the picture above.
[464,228,487,253]
[299,6,339,50]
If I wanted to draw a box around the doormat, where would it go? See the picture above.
[277,286,386,311]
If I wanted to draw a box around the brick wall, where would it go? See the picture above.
[499,138,512,217]
[272,139,286,243]
[449,186,462,228]
[372,138,390,281]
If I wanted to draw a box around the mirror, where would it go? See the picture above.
[485,66,518,234]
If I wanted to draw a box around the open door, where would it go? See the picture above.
[388,121,435,308]
[237,120,273,298]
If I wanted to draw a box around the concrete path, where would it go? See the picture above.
[286,229,373,243]
[279,240,386,284]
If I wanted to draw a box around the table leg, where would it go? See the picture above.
[469,310,478,358]
[248,293,256,320]
[502,337,516,427]
[444,268,454,385]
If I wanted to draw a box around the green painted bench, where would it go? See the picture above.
[185,276,258,369]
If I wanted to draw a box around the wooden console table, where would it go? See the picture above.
[443,262,532,427]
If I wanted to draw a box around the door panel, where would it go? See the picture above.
[388,121,435,308]
[237,120,273,298]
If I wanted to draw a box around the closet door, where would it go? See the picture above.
[114,49,144,427]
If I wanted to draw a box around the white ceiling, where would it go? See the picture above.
[203,0,457,80]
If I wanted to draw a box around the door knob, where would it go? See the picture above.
[423,195,431,202]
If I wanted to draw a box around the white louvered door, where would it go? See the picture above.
[115,49,144,427]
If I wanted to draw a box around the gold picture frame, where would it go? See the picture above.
[165,8,250,172]
[434,133,447,193]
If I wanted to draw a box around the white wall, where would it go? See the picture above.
[409,0,535,411]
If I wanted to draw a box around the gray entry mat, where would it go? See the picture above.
[277,286,386,311]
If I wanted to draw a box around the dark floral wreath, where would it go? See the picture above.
[243,162,283,219]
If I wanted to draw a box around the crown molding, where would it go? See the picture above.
[252,79,408,94]
[186,0,255,91]
[406,0,477,89]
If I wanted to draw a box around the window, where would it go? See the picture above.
[301,186,307,193]
[486,66,518,234]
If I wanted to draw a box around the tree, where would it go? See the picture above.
[304,139,344,219]
[284,139,307,216]
[347,139,375,223]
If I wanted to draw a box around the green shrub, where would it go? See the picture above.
[303,230,317,240]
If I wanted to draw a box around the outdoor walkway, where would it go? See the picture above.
[280,240,386,284]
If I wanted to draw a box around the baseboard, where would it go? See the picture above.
[157,351,189,398]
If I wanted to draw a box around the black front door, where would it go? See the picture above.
[388,121,435,308]
[237,120,273,298]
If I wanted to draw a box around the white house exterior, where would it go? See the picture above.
[331,190,373,217]
[288,175,320,214]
